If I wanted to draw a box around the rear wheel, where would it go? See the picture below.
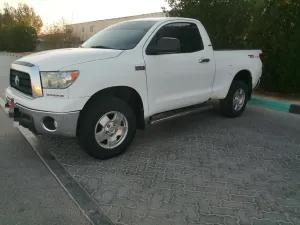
[78,97,136,159]
[220,80,249,118]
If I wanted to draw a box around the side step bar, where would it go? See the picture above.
[148,103,213,125]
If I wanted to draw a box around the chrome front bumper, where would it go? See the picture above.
[5,97,80,137]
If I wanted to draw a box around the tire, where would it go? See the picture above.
[78,97,136,159]
[220,80,249,118]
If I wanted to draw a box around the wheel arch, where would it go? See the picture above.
[77,86,145,136]
[231,70,252,100]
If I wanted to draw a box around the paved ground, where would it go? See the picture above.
[0,54,19,99]
[35,106,300,225]
[0,108,91,225]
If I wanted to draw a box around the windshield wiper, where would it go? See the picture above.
[90,45,114,49]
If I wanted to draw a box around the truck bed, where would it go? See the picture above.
[210,49,263,100]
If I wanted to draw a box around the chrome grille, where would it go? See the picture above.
[10,69,32,96]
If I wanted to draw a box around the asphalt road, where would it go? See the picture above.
[0,54,18,100]
[0,108,91,225]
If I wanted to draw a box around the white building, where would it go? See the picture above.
[69,12,166,42]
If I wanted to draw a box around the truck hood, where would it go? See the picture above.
[15,48,124,71]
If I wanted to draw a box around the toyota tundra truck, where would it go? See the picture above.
[5,17,263,159]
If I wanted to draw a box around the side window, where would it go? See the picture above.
[147,22,204,54]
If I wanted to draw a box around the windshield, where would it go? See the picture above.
[81,20,157,50]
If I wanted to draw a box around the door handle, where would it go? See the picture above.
[199,58,210,63]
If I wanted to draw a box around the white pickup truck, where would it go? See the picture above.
[5,17,263,159]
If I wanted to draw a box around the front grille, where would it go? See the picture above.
[10,69,32,96]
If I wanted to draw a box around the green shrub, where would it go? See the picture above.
[248,0,300,94]
[0,24,37,52]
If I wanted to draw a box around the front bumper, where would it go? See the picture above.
[5,97,80,137]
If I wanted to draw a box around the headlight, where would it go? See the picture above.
[40,71,79,89]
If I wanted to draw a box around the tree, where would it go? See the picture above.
[165,0,300,94]
[0,2,41,51]
[0,3,14,26]
[0,2,43,33]
[40,18,80,49]
[247,0,300,94]
[165,0,259,49]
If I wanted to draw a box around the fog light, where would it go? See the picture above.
[43,116,57,132]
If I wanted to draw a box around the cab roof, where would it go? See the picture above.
[128,17,199,23]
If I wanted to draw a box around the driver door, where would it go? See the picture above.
[143,22,215,116]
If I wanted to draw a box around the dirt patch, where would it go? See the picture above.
[254,89,300,105]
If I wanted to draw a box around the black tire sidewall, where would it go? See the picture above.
[78,97,136,159]
[220,80,249,117]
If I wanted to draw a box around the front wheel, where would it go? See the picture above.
[78,97,136,159]
[220,80,249,118]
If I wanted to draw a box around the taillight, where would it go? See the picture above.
[259,53,264,62]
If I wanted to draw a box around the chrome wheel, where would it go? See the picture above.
[94,111,128,149]
[233,88,246,111]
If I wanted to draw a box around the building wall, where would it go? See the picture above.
[69,12,166,42]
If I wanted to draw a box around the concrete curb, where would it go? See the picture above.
[0,52,22,59]
[0,97,113,225]
[250,96,300,115]
[289,104,300,114]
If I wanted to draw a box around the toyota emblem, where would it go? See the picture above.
[15,76,20,86]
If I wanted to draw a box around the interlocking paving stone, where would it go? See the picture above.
[237,209,251,225]
[211,207,236,216]
[225,216,239,225]
[37,106,300,225]
[252,218,278,225]
[185,205,199,222]
[262,211,288,222]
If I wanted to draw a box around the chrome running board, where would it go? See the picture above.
[149,103,213,125]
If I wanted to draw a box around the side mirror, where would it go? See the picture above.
[147,37,181,55]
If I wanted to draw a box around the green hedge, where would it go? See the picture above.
[0,24,37,52]
[249,0,300,94]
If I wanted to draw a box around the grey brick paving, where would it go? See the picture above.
[37,106,300,225]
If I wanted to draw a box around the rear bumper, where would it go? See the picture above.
[5,97,79,137]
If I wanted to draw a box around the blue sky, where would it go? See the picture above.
[1,0,168,26]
